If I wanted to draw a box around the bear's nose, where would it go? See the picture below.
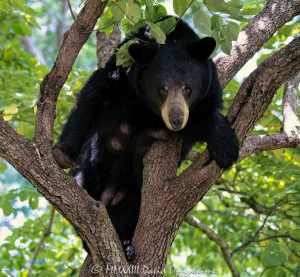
[169,112,184,131]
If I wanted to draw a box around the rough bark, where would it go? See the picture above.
[34,0,107,149]
[215,0,300,87]
[96,23,121,68]
[0,0,299,276]
[0,120,128,273]
[2,0,130,275]
[132,38,300,275]
[283,72,300,139]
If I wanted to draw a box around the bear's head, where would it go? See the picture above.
[128,37,216,131]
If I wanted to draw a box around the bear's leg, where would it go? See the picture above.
[107,192,140,261]
[100,187,128,206]
[206,111,239,169]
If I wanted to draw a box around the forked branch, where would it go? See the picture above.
[215,0,300,87]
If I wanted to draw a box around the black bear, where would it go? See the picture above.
[54,17,239,260]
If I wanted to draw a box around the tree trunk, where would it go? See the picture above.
[0,0,300,276]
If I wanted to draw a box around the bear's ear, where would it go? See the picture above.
[187,37,216,59]
[128,43,158,64]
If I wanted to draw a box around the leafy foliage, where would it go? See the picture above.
[0,0,299,276]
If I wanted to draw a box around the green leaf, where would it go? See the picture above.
[29,196,39,209]
[9,0,25,11]
[115,39,137,67]
[155,17,176,35]
[148,22,166,44]
[211,15,223,30]
[19,191,28,201]
[0,160,8,173]
[97,8,115,35]
[125,2,141,24]
[173,0,192,17]
[261,243,288,267]
[0,0,11,13]
[211,29,220,49]
[3,104,18,115]
[145,4,167,22]
[1,199,13,216]
[10,21,32,36]
[227,21,240,41]
[220,39,232,55]
[226,7,243,20]
[264,267,288,277]
[291,229,300,240]
[205,0,226,13]
[111,0,126,21]
[144,0,154,15]
[193,7,211,35]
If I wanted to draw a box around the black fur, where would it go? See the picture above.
[58,17,239,257]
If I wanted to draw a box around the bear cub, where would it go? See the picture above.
[55,17,239,260]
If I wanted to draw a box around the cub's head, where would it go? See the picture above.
[128,37,216,131]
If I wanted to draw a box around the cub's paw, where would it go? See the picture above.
[100,187,128,206]
[53,144,78,169]
[209,141,239,170]
[107,121,132,152]
[122,240,135,261]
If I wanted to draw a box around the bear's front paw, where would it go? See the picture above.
[209,140,239,170]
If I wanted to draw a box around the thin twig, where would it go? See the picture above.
[231,199,286,256]
[185,215,240,277]
[67,0,76,20]
[253,234,300,244]
[177,0,196,24]
[27,207,55,277]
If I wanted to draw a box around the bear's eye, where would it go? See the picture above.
[158,88,168,99]
[184,87,192,98]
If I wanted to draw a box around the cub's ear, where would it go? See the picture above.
[128,43,158,64]
[187,37,216,59]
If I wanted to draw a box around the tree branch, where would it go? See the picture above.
[231,212,271,256]
[133,37,300,273]
[239,133,300,161]
[230,199,286,256]
[34,0,107,148]
[283,72,300,138]
[177,38,300,203]
[96,23,121,68]
[185,216,239,277]
[214,0,300,87]
[67,0,76,20]
[238,70,300,160]
[0,119,129,273]
[253,234,300,244]
[28,207,55,277]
